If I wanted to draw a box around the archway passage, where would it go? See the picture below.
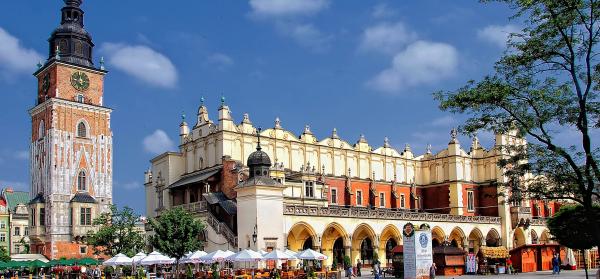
[486,229,501,247]
[333,237,345,267]
[468,228,484,254]
[351,224,377,267]
[431,227,445,248]
[513,228,526,248]
[385,238,397,265]
[287,222,318,252]
[321,223,349,267]
[360,238,374,266]
[449,227,466,249]
[303,237,314,250]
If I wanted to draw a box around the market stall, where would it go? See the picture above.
[432,244,467,276]
[478,246,509,274]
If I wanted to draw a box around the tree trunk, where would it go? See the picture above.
[582,249,588,279]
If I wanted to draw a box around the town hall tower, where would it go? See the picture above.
[28,0,112,259]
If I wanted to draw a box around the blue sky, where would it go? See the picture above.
[0,0,520,214]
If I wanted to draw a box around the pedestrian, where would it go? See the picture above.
[346,265,354,278]
[429,263,437,279]
[356,259,362,276]
[552,254,560,275]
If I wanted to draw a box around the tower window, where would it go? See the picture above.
[80,208,92,226]
[77,170,87,191]
[304,181,314,198]
[467,190,475,212]
[400,194,406,208]
[39,208,45,226]
[76,94,85,103]
[356,190,363,206]
[77,121,87,138]
[38,120,45,139]
[330,189,337,204]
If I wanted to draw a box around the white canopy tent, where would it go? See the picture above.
[227,249,264,262]
[131,252,147,265]
[139,251,175,265]
[103,253,133,266]
[264,250,297,260]
[199,250,235,263]
[295,249,328,260]
[183,250,208,264]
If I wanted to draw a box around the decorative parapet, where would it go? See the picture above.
[531,218,547,226]
[284,204,502,224]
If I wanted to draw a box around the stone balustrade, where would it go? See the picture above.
[284,204,502,224]
[173,201,208,213]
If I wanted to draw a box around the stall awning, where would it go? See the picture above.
[169,166,222,189]
[479,247,509,259]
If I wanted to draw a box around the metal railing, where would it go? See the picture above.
[173,201,208,213]
[206,210,237,248]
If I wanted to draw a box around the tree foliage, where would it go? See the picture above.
[547,205,600,249]
[86,205,145,257]
[0,246,10,262]
[435,1,600,211]
[148,207,204,263]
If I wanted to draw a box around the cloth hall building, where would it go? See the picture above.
[144,100,559,272]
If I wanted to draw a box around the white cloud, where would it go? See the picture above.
[477,24,521,48]
[207,53,234,71]
[0,27,43,76]
[249,0,329,17]
[367,40,458,93]
[430,115,457,127]
[371,3,396,19]
[100,43,178,88]
[277,22,331,52]
[0,180,27,191]
[13,150,28,160]
[360,22,417,54]
[122,181,142,190]
[143,129,175,155]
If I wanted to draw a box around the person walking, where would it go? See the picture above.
[552,254,560,275]
[356,259,362,277]
[429,263,437,279]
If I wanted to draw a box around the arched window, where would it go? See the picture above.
[38,120,45,139]
[77,170,87,191]
[77,121,87,138]
[76,94,85,103]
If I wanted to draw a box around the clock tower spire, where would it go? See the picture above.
[29,1,113,260]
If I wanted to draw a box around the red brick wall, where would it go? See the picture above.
[325,178,347,205]
[421,185,450,214]
[220,158,240,199]
[478,184,499,216]
[37,64,105,106]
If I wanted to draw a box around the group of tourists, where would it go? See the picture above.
[345,259,384,279]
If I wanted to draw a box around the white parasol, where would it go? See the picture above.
[103,253,133,266]
[131,252,147,265]
[227,249,264,262]
[183,250,208,264]
[200,250,235,263]
[295,249,328,260]
[264,250,297,260]
[139,251,175,265]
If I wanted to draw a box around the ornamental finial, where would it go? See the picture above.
[256,127,262,151]
[449,127,459,144]
[100,57,105,70]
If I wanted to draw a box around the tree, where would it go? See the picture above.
[434,0,600,246]
[547,205,600,278]
[86,205,145,257]
[148,207,204,278]
[0,246,10,262]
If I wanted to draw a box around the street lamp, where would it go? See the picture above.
[252,224,257,244]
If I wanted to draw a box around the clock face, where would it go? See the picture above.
[71,71,90,91]
[42,73,50,93]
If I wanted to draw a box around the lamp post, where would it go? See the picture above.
[252,224,257,245]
